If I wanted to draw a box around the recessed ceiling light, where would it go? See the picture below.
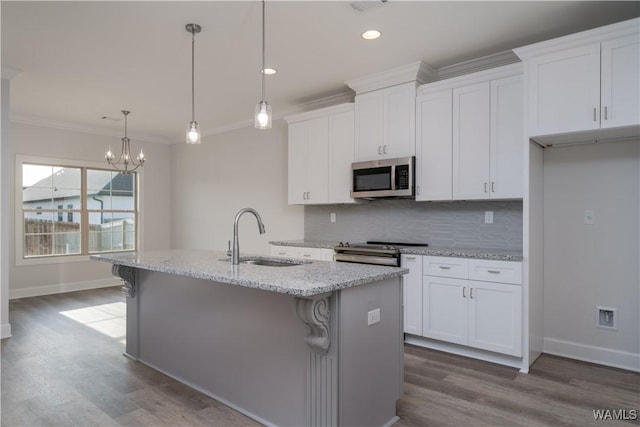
[262,68,277,75]
[361,30,381,40]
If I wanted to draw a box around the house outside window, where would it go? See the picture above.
[21,162,137,259]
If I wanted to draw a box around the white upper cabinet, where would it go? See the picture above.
[453,82,491,200]
[601,35,640,129]
[286,104,355,205]
[354,82,417,161]
[514,18,639,144]
[416,63,523,201]
[415,90,453,201]
[526,44,601,136]
[490,75,524,199]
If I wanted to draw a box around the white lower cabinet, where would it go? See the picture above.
[401,254,423,336]
[402,254,522,358]
[270,245,334,261]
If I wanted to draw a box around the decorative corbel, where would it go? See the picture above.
[112,265,137,298]
[294,294,331,354]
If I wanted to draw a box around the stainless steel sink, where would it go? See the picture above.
[220,256,310,267]
[241,258,300,267]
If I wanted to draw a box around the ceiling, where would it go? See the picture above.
[2,1,639,144]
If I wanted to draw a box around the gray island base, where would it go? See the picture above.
[92,250,407,427]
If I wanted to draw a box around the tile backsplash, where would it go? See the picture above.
[305,199,523,250]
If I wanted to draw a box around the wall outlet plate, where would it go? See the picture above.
[367,308,380,326]
[596,306,617,330]
[330,212,336,223]
[584,209,595,225]
[484,211,494,224]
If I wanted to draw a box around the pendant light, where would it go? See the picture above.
[105,110,145,174]
[186,23,202,144]
[255,0,272,129]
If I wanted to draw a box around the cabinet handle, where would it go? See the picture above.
[416,185,420,196]
[307,192,311,200]
[278,251,286,255]
[439,265,451,270]
[491,182,495,193]
[405,256,417,260]
[378,146,382,155]
[303,254,312,258]
[470,288,474,299]
[593,107,597,122]
[462,287,466,298]
[487,270,501,274]
[484,182,488,193]
[604,106,608,120]
[383,145,387,154]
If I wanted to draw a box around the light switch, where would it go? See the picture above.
[330,213,336,223]
[584,209,595,225]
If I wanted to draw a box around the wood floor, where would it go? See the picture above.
[2,287,638,427]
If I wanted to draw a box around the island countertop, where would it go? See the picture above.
[91,249,408,297]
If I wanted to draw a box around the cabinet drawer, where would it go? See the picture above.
[423,256,468,279]
[468,259,522,285]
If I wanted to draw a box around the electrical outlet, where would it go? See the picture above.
[584,209,595,225]
[484,211,494,224]
[367,308,380,326]
[330,212,336,223]
[596,306,617,330]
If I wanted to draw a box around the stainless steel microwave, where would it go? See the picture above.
[351,156,415,199]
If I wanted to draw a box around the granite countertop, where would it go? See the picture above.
[270,240,523,261]
[91,249,407,297]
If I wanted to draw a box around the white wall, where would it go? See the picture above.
[8,121,172,298]
[171,119,304,255]
[543,140,639,371]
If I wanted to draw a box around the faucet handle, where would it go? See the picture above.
[227,240,232,257]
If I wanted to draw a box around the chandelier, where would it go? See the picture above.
[105,110,145,174]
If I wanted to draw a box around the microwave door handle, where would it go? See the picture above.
[390,165,396,190]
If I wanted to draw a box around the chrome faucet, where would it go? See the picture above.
[232,208,266,265]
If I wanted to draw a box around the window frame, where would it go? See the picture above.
[15,155,141,266]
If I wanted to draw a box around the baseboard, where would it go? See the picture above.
[404,335,524,370]
[1,323,12,339]
[543,337,640,373]
[9,278,120,300]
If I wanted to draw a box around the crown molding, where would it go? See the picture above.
[284,102,354,124]
[514,17,639,60]
[435,51,520,81]
[418,63,523,96]
[345,61,437,94]
[11,114,171,145]
[1,67,22,80]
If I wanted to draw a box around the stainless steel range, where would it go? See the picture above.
[334,241,428,267]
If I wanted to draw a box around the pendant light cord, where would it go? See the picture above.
[261,0,266,102]
[191,29,196,122]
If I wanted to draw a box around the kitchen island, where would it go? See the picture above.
[92,249,407,427]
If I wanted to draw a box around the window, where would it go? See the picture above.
[21,162,137,259]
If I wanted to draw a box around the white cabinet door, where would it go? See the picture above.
[490,75,523,199]
[453,82,491,200]
[384,82,416,159]
[306,117,329,204]
[468,280,522,356]
[423,276,468,346]
[355,83,416,161]
[415,90,453,201]
[601,35,640,129]
[328,110,355,204]
[401,254,423,335]
[354,90,384,161]
[528,44,601,136]
[288,121,310,205]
